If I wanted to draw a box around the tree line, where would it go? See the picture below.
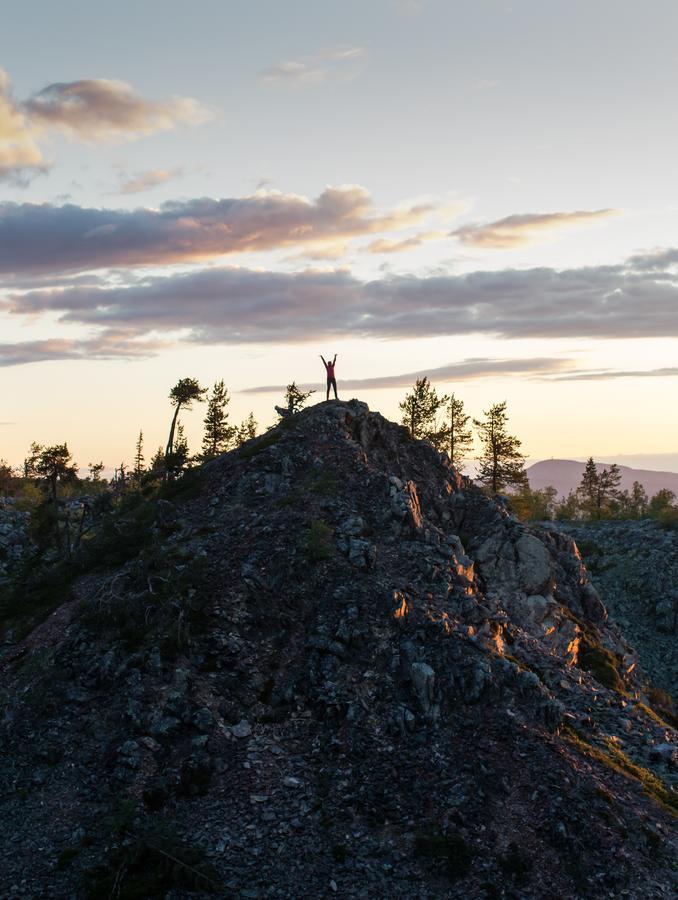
[398,376,526,494]
[514,460,678,525]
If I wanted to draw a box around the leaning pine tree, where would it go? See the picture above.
[473,401,526,494]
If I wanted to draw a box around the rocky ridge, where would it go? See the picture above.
[0,400,676,898]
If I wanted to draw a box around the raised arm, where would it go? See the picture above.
[320,354,327,367]
[332,354,337,365]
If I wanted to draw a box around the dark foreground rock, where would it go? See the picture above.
[0,400,676,898]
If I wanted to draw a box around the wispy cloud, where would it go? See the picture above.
[452,209,622,249]
[0,334,166,367]
[262,46,366,85]
[367,230,445,254]
[0,187,438,274]
[117,168,183,194]
[551,366,678,382]
[241,357,574,393]
[23,78,211,141]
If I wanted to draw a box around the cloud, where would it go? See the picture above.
[262,46,366,85]
[452,209,622,249]
[7,250,678,355]
[23,79,211,141]
[241,357,574,393]
[0,187,436,274]
[0,334,165,367]
[0,68,48,184]
[117,168,182,194]
[367,230,445,254]
[552,366,678,382]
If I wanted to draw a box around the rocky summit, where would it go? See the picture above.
[0,400,676,898]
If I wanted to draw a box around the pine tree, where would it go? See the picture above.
[280,382,314,417]
[399,377,446,442]
[202,380,235,459]
[577,458,621,519]
[439,393,472,468]
[88,461,105,482]
[235,413,258,447]
[150,446,165,476]
[167,421,190,477]
[165,378,207,458]
[473,401,526,494]
[133,431,145,479]
[578,457,599,516]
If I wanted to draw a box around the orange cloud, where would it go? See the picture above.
[452,209,622,248]
[24,78,211,141]
[0,68,48,184]
[0,186,439,274]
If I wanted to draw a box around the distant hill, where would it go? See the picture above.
[526,458,678,498]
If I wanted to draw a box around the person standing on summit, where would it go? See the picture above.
[320,353,338,400]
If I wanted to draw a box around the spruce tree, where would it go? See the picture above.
[133,431,145,479]
[399,377,445,442]
[235,413,258,447]
[167,422,190,478]
[577,458,622,519]
[578,457,599,516]
[473,401,526,494]
[202,380,235,459]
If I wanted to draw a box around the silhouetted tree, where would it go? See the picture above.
[438,393,472,467]
[33,444,78,503]
[29,444,79,555]
[0,460,17,496]
[165,378,207,460]
[202,380,235,459]
[235,413,258,447]
[150,446,166,476]
[277,382,314,419]
[133,431,145,479]
[473,401,526,494]
[400,377,445,442]
[165,422,191,479]
[88,461,105,482]
[23,442,42,479]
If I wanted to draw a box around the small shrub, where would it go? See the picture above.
[238,433,279,459]
[578,634,625,693]
[657,506,678,530]
[646,687,678,729]
[302,519,334,562]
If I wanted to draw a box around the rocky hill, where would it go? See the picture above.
[0,400,676,898]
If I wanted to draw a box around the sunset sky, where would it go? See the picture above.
[2,0,678,472]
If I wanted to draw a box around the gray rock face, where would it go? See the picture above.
[547,520,678,695]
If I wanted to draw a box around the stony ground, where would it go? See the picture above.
[546,520,678,696]
[0,401,676,898]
